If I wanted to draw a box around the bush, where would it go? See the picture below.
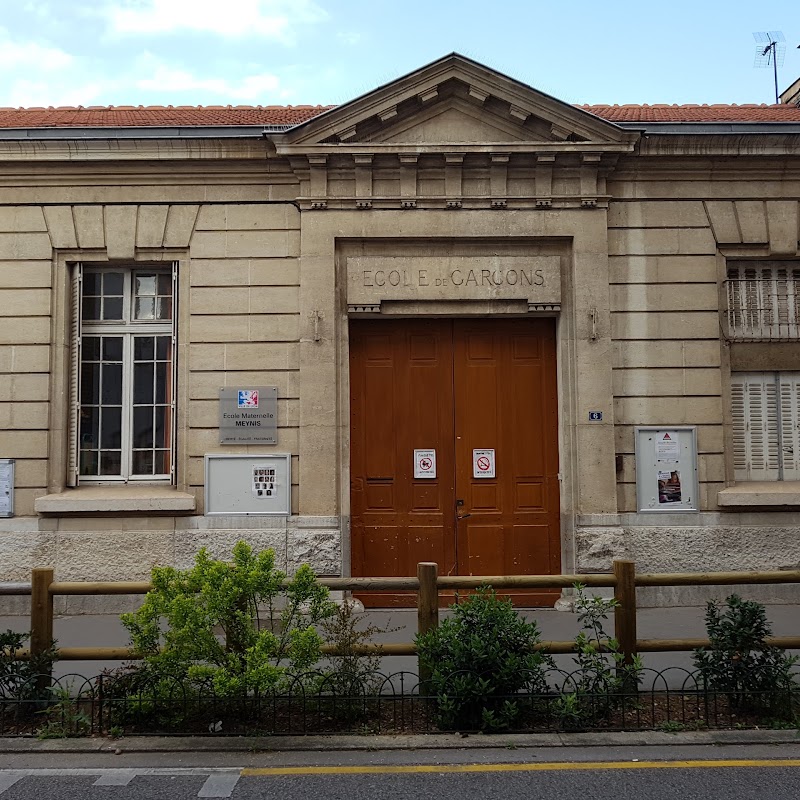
[119,542,336,700]
[693,594,798,711]
[552,584,642,728]
[415,587,552,731]
[0,630,57,714]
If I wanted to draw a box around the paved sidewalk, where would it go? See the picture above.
[0,729,798,754]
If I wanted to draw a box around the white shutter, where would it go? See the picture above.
[779,373,800,480]
[66,263,82,486]
[731,373,780,481]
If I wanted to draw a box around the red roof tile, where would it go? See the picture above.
[579,104,800,122]
[0,105,334,128]
[1,102,800,129]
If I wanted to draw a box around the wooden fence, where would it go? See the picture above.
[3,560,800,680]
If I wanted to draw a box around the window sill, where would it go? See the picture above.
[35,486,196,515]
[717,481,800,509]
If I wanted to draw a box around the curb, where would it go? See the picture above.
[0,729,798,754]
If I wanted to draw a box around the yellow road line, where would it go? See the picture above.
[243,759,800,777]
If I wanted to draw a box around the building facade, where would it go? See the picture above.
[2,54,800,610]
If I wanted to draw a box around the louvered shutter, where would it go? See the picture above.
[170,260,178,484]
[731,373,780,481]
[66,263,82,486]
[779,372,800,480]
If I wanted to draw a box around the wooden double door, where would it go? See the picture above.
[349,317,561,606]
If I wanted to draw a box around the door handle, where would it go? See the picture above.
[457,512,471,520]
[456,499,470,521]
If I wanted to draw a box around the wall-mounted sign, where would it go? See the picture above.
[414,449,436,479]
[218,386,278,444]
[0,459,14,518]
[634,427,698,512]
[205,453,291,515]
[589,411,603,421]
[473,449,496,479]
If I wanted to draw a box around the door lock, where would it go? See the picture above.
[456,499,471,520]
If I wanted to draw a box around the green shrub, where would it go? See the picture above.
[552,584,642,728]
[415,587,553,732]
[0,630,57,711]
[119,542,336,699]
[693,594,798,711]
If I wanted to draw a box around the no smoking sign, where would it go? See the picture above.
[472,449,496,479]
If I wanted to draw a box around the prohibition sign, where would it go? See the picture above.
[419,457,433,471]
[476,456,491,472]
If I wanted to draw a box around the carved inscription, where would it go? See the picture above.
[348,255,560,306]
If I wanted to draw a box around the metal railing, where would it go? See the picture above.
[725,270,800,341]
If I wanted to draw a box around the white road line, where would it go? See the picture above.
[93,770,137,786]
[0,774,24,796]
[198,772,241,798]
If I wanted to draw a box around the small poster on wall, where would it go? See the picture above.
[657,470,682,504]
[252,465,276,498]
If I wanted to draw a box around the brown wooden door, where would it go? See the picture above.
[350,318,560,607]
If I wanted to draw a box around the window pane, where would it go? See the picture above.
[133,362,154,404]
[101,363,123,404]
[135,274,156,296]
[156,336,171,361]
[155,362,169,404]
[154,406,167,447]
[104,272,124,295]
[100,450,122,476]
[157,273,171,295]
[134,337,154,361]
[81,363,100,405]
[102,336,123,362]
[132,450,154,475]
[82,337,101,361]
[134,297,155,320]
[79,449,98,476]
[82,295,101,321]
[100,406,122,449]
[156,297,172,320]
[133,406,154,448]
[79,407,99,449]
[83,272,100,295]
[103,296,123,320]
[154,450,171,474]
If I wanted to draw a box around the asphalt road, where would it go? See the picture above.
[1,745,800,799]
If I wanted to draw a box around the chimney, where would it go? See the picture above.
[781,77,800,106]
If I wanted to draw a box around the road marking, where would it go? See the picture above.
[94,770,137,786]
[242,759,800,777]
[198,772,241,798]
[0,774,23,796]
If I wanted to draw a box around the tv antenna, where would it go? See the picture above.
[753,31,786,103]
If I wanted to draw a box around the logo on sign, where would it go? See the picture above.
[476,456,491,472]
[419,457,432,471]
[238,390,259,408]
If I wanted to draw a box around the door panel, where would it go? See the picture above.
[350,317,560,607]
[350,319,456,605]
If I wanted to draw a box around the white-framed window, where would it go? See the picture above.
[730,372,800,481]
[726,263,800,341]
[68,264,178,484]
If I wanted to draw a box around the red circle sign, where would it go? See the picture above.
[477,456,491,471]
[420,458,432,470]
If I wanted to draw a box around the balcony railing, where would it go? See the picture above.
[725,266,800,341]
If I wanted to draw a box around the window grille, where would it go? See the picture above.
[726,264,800,340]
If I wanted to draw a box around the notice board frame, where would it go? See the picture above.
[634,426,699,513]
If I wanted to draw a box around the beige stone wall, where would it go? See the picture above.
[0,206,52,516]
[607,198,724,512]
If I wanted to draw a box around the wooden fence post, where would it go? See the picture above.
[416,562,439,685]
[30,567,54,688]
[613,559,637,669]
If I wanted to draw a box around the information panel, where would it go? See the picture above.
[0,459,14,518]
[634,427,698,512]
[218,387,278,444]
[204,453,291,516]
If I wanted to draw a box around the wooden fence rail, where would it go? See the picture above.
[2,560,798,681]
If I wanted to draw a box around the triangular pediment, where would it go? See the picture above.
[279,53,634,147]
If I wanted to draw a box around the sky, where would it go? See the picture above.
[1,0,799,110]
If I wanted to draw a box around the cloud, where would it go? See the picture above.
[135,60,282,101]
[0,28,73,71]
[105,0,327,42]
